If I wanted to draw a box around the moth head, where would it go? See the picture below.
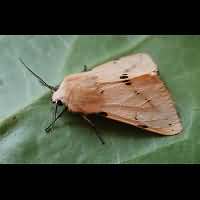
[52,99,63,106]
[50,84,63,105]
[51,89,64,106]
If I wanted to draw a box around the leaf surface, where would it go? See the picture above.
[0,35,198,163]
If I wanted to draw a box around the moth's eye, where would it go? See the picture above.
[57,100,63,106]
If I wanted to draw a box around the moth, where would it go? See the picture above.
[19,53,182,144]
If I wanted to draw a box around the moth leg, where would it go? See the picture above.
[81,115,105,145]
[45,107,66,133]
[54,103,58,120]
[82,65,89,72]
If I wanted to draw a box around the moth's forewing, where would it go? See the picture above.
[59,53,182,135]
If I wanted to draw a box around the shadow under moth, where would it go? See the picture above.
[19,53,183,144]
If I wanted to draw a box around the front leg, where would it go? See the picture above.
[45,107,66,133]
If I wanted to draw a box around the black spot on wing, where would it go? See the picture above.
[135,116,138,120]
[120,73,131,85]
[135,91,140,95]
[145,98,151,102]
[138,125,149,129]
[122,79,130,83]
[120,75,128,79]
[97,112,108,117]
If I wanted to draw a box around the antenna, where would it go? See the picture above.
[19,58,57,91]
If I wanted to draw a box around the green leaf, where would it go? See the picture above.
[0,35,199,163]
